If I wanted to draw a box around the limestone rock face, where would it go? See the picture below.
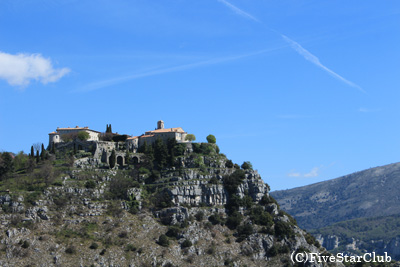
[315,235,340,250]
[168,168,268,206]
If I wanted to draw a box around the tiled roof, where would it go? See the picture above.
[52,126,101,134]
[140,134,155,138]
[127,136,139,140]
[146,127,185,134]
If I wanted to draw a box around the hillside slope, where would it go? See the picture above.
[0,141,333,267]
[271,162,400,230]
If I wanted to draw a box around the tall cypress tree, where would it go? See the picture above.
[30,146,34,159]
[109,150,116,169]
[40,143,45,161]
[36,150,40,163]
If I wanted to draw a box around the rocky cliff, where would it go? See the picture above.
[0,142,340,266]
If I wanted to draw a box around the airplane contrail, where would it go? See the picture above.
[218,0,365,93]
[75,48,280,92]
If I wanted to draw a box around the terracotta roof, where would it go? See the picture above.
[54,126,101,134]
[140,134,155,138]
[146,127,185,134]
[127,136,139,140]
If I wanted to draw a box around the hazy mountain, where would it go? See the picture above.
[271,162,400,230]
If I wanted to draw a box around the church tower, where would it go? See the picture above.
[157,120,164,130]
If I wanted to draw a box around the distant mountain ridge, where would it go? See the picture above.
[271,162,400,230]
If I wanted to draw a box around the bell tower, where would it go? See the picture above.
[157,120,164,129]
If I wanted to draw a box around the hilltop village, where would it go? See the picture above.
[0,120,335,267]
[48,120,189,168]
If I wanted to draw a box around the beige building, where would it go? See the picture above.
[48,126,101,147]
[138,120,188,147]
[48,121,187,152]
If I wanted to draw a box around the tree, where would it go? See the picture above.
[77,131,90,141]
[185,134,196,142]
[107,124,112,133]
[40,143,45,161]
[109,150,116,169]
[225,160,234,168]
[0,152,14,179]
[206,134,216,144]
[14,151,28,171]
[154,138,168,169]
[30,146,34,159]
[241,161,253,170]
[158,234,169,247]
[36,150,40,163]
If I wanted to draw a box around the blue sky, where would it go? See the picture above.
[1,0,399,191]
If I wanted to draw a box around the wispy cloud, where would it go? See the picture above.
[0,51,70,87]
[218,0,260,23]
[304,167,319,177]
[288,172,301,177]
[288,167,320,178]
[76,48,279,92]
[217,0,364,93]
[280,35,365,93]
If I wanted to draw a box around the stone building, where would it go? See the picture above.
[138,120,188,147]
[48,120,188,155]
[48,126,101,147]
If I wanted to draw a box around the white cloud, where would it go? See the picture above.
[0,51,70,87]
[304,167,319,177]
[288,167,320,178]
[288,172,301,177]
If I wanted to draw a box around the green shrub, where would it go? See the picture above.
[259,194,279,207]
[77,131,90,141]
[223,170,245,195]
[268,245,278,256]
[209,213,225,225]
[109,174,135,200]
[89,242,98,249]
[158,234,170,247]
[274,220,295,239]
[65,245,76,254]
[181,239,192,248]
[118,231,128,238]
[195,211,204,221]
[139,167,151,175]
[21,240,30,248]
[209,176,219,184]
[166,226,181,239]
[85,180,96,189]
[125,244,136,251]
[241,161,253,170]
[206,134,216,144]
[225,160,234,168]
[236,223,254,241]
[226,211,242,230]
[249,206,273,227]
